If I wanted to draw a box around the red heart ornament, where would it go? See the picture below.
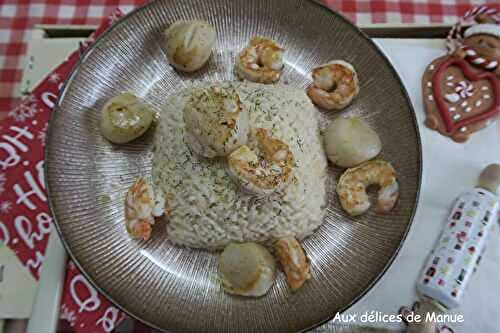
[432,57,500,134]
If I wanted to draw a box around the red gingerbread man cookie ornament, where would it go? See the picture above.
[422,6,500,142]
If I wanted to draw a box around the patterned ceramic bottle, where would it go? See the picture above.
[417,164,500,311]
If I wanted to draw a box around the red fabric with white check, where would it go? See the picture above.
[2,0,500,115]
[1,0,145,114]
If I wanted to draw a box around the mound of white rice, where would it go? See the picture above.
[152,81,327,250]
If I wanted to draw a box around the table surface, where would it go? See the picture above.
[16,35,500,333]
[1,1,500,115]
[341,38,500,333]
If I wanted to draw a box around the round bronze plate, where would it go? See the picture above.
[46,1,422,332]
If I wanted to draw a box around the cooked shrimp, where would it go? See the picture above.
[236,37,284,84]
[227,128,295,196]
[336,160,399,216]
[125,177,165,240]
[306,60,360,110]
[274,237,310,290]
[183,85,249,158]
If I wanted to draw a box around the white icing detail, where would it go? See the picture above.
[475,100,482,107]
[484,94,491,99]
[447,75,454,81]
[427,81,432,87]
[428,95,434,101]
[460,127,467,133]
[481,86,489,91]
[472,58,486,65]
[449,107,456,112]
[455,81,474,98]
[464,24,500,40]
[453,114,461,120]
[465,107,472,113]
[465,49,477,56]
[429,64,435,70]
[461,101,468,107]
[486,61,498,69]
[444,93,460,103]
[462,90,473,98]
[447,82,454,87]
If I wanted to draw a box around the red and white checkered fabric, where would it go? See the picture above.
[323,0,500,24]
[0,0,145,114]
[1,0,500,115]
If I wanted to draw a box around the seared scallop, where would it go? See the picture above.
[183,85,249,158]
[323,116,381,168]
[218,242,276,297]
[100,93,154,144]
[163,20,216,72]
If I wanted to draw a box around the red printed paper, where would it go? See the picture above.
[0,9,129,333]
